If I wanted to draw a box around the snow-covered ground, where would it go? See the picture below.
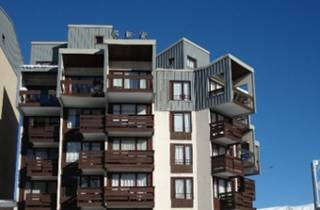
[259,203,314,210]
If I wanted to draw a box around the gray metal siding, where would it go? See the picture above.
[68,27,113,49]
[30,43,67,64]
[156,40,184,69]
[183,40,210,68]
[154,70,194,111]
[194,57,232,110]
[0,7,23,72]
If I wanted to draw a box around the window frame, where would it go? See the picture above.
[186,56,197,69]
[108,173,151,187]
[171,177,194,208]
[170,112,192,140]
[95,36,104,44]
[170,144,193,173]
[170,81,191,101]
[109,137,150,151]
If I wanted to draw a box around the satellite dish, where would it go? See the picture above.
[139,32,148,39]
[111,30,119,39]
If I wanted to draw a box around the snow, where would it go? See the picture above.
[259,203,314,210]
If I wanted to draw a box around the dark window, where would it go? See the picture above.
[208,76,224,96]
[2,34,5,44]
[170,144,193,173]
[80,176,103,188]
[95,36,104,44]
[110,138,148,151]
[110,104,150,115]
[170,112,192,140]
[169,57,175,68]
[171,81,191,101]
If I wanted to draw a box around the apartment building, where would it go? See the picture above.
[0,7,23,207]
[16,24,260,210]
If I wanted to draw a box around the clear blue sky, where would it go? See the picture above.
[2,0,320,208]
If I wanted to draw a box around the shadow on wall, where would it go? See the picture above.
[0,87,18,199]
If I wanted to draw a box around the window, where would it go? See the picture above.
[171,112,192,140]
[209,77,224,96]
[111,173,148,187]
[66,142,81,163]
[168,57,175,68]
[171,81,191,101]
[95,36,104,44]
[171,178,193,207]
[80,176,102,188]
[82,142,103,151]
[110,71,150,90]
[171,144,193,173]
[111,138,148,151]
[111,104,149,115]
[186,56,197,68]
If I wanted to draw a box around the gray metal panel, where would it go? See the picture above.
[194,56,232,110]
[154,70,195,111]
[68,26,113,49]
[30,43,67,64]
[0,7,23,73]
[183,39,210,68]
[156,40,184,69]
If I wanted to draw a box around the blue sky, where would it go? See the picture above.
[2,0,320,208]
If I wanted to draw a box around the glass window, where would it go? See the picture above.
[174,178,193,200]
[186,56,197,68]
[172,82,190,101]
[67,109,79,129]
[173,113,191,133]
[113,105,121,115]
[112,174,120,187]
[137,105,147,115]
[66,142,81,163]
[121,174,135,187]
[121,138,135,150]
[112,139,120,151]
[121,105,136,115]
[113,78,123,88]
[174,145,192,165]
[137,174,147,187]
[173,83,182,100]
[137,139,147,150]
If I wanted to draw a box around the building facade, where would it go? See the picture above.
[0,7,23,203]
[16,24,260,210]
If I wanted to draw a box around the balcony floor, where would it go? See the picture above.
[107,91,153,103]
[60,95,106,108]
[213,102,253,117]
[19,106,60,116]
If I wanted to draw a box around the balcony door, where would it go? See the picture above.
[111,104,149,115]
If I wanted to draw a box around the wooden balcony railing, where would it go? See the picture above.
[105,115,154,131]
[243,178,256,201]
[19,90,59,106]
[233,88,254,111]
[78,151,104,169]
[107,73,153,92]
[80,115,105,133]
[26,159,57,177]
[105,150,154,172]
[219,192,254,210]
[28,125,59,144]
[105,187,154,208]
[77,188,104,207]
[25,193,56,207]
[210,120,244,143]
[212,155,244,177]
[61,79,104,97]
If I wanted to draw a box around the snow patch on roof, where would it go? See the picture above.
[259,203,314,210]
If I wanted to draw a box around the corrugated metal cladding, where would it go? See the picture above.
[30,43,67,64]
[68,26,113,49]
[154,56,232,111]
[156,40,184,69]
[0,8,23,73]
[153,70,195,111]
[156,39,210,69]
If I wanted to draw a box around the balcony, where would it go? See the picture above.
[60,79,105,108]
[210,120,247,145]
[80,115,105,140]
[19,90,60,116]
[104,187,154,209]
[78,151,104,174]
[105,150,154,172]
[232,88,254,115]
[105,115,154,137]
[107,72,153,103]
[211,155,244,178]
[28,125,59,147]
[219,192,255,210]
[77,188,104,209]
[26,159,57,179]
[25,193,56,210]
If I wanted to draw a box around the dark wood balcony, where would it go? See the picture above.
[107,73,153,103]
[212,155,244,178]
[25,193,56,209]
[19,90,60,116]
[233,88,254,114]
[80,115,105,140]
[19,90,59,107]
[78,151,104,174]
[77,188,104,208]
[104,187,154,209]
[219,192,255,210]
[105,115,154,137]
[61,79,104,97]
[105,150,154,172]
[28,125,59,147]
[210,120,247,145]
[26,159,57,179]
